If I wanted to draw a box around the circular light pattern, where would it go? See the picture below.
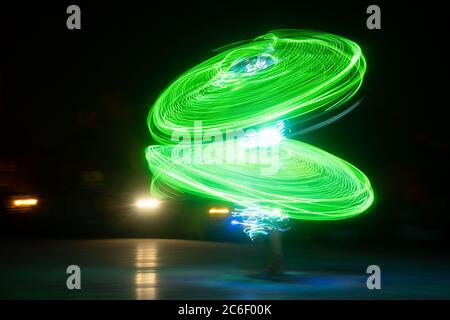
[149,30,366,145]
[146,29,374,221]
[146,139,373,220]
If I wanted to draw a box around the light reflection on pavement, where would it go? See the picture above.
[135,242,158,299]
[0,239,449,299]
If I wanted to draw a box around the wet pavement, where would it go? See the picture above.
[0,238,449,299]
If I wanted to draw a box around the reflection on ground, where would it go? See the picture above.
[135,242,158,299]
[0,239,449,299]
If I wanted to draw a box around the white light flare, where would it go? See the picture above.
[135,198,160,210]
[240,121,286,148]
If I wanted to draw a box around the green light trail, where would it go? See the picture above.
[149,30,366,145]
[146,139,373,220]
[146,29,374,225]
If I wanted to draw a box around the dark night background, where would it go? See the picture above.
[1,1,448,249]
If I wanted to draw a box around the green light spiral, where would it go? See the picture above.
[146,29,374,221]
[149,30,366,144]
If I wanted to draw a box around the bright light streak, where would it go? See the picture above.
[257,127,284,146]
[208,207,230,215]
[231,207,290,239]
[240,127,283,148]
[13,198,38,207]
[136,198,160,209]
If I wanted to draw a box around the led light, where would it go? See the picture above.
[13,198,38,207]
[257,127,283,146]
[136,198,160,209]
[231,207,290,240]
[208,207,230,215]
[230,54,277,74]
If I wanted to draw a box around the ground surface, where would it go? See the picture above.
[0,239,449,299]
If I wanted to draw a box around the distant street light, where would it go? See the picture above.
[208,207,230,215]
[13,198,38,208]
[135,198,160,210]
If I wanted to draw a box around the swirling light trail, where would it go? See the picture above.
[146,30,374,238]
